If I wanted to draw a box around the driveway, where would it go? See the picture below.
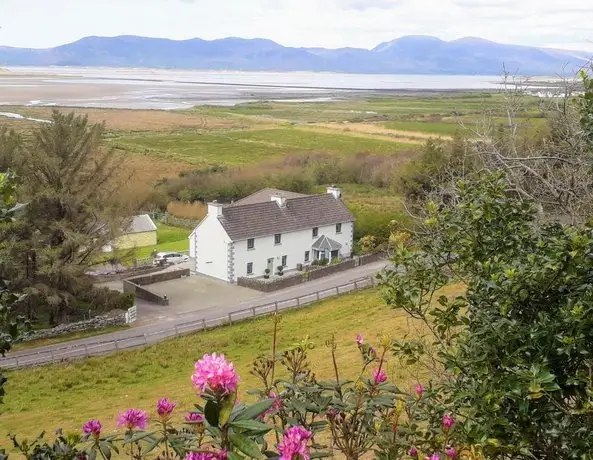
[146,274,263,316]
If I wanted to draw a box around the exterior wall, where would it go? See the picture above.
[233,221,354,279]
[114,231,157,250]
[193,215,231,281]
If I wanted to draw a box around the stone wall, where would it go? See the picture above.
[91,265,164,283]
[122,268,190,305]
[358,252,386,266]
[22,310,127,342]
[238,257,361,292]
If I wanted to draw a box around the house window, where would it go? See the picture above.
[282,255,287,267]
[336,223,342,234]
[274,233,282,245]
[247,262,253,275]
[305,251,310,262]
[312,227,318,238]
[247,238,255,250]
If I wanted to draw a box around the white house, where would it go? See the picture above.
[189,187,355,283]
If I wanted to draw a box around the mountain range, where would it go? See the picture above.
[0,35,590,75]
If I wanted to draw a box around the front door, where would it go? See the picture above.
[267,258,274,273]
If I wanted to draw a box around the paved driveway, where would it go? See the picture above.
[147,274,263,316]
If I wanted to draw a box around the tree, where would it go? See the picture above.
[0,111,133,324]
[381,173,593,458]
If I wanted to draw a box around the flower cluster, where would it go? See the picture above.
[373,368,387,384]
[185,412,205,423]
[184,450,228,460]
[157,397,176,419]
[82,419,102,439]
[278,425,312,460]
[443,414,456,432]
[117,408,148,430]
[192,353,239,395]
[261,392,282,419]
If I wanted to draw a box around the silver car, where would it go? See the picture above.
[153,252,189,266]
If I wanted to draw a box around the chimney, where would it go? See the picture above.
[208,200,223,217]
[271,194,286,208]
[327,185,342,200]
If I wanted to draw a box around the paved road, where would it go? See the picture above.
[2,261,388,367]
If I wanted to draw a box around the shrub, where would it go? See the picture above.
[380,173,593,458]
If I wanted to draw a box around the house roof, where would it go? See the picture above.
[230,188,308,206]
[219,193,355,241]
[125,214,157,234]
[312,235,343,251]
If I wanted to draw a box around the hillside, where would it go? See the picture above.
[0,35,588,75]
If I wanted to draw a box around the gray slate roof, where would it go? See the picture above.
[230,188,307,206]
[312,235,342,251]
[125,214,157,234]
[219,194,354,241]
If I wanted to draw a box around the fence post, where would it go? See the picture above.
[114,340,119,351]
[316,291,320,301]
[143,334,148,344]
[296,297,300,306]
[354,281,358,290]
[274,302,278,312]
[251,307,256,317]
[84,344,89,356]
[335,287,339,296]
[202,318,206,329]
[228,313,232,324]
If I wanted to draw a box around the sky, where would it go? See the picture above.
[0,0,592,51]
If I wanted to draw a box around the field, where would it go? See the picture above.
[0,286,460,440]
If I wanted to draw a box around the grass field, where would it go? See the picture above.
[0,284,465,441]
[0,287,434,440]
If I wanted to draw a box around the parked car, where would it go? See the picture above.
[153,252,189,266]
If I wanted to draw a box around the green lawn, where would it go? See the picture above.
[13,325,130,352]
[109,126,414,167]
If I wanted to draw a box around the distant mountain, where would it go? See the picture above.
[0,35,590,75]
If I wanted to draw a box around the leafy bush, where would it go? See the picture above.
[380,173,593,458]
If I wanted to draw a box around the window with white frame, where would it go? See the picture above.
[247,238,255,249]
[274,233,282,245]
[247,262,253,275]
[336,223,342,234]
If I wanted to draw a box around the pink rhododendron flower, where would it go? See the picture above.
[157,397,176,418]
[192,353,239,395]
[82,419,102,438]
[278,425,312,460]
[430,455,441,460]
[185,412,205,423]
[184,450,227,460]
[117,408,148,430]
[373,368,387,384]
[415,383,424,399]
[356,334,364,345]
[442,414,456,431]
[408,447,418,457]
[445,447,456,458]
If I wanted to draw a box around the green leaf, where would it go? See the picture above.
[127,431,155,443]
[205,400,220,427]
[230,420,272,433]
[234,399,274,421]
[227,452,244,460]
[229,431,263,459]
[219,391,237,427]
[143,435,164,454]
[99,441,112,460]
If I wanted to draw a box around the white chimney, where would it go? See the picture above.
[327,185,342,200]
[208,201,223,216]
[271,194,286,208]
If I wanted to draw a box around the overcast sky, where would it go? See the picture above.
[1,0,592,51]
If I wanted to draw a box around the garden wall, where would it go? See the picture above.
[237,254,383,292]
[22,309,128,342]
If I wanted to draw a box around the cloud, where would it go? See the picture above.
[0,0,591,52]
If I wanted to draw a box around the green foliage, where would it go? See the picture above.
[381,173,593,458]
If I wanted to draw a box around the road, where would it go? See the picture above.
[1,261,389,368]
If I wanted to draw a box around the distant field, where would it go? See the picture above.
[110,127,415,167]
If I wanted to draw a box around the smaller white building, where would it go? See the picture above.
[189,187,355,283]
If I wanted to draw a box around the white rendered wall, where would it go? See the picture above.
[194,215,231,281]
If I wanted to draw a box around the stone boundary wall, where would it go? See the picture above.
[237,254,382,292]
[22,310,127,342]
[91,265,164,283]
[122,268,190,305]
